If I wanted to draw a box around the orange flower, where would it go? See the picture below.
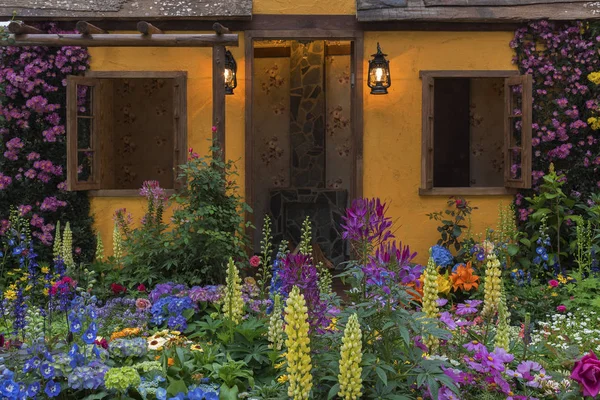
[450,262,479,292]
[168,358,175,367]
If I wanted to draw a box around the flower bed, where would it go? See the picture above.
[0,192,599,400]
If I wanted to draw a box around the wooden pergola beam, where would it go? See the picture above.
[212,22,230,34]
[8,21,43,34]
[76,21,107,35]
[2,33,238,47]
[137,21,163,35]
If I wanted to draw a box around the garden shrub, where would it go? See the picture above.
[112,145,252,287]
[0,25,94,264]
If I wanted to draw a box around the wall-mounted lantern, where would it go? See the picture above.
[224,49,237,95]
[368,43,391,95]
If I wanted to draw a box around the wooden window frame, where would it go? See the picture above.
[66,71,187,197]
[418,70,532,196]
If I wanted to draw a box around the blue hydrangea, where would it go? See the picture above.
[109,338,148,359]
[168,315,188,331]
[430,245,453,267]
[150,295,195,328]
[68,360,109,390]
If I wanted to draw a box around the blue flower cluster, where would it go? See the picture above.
[69,295,100,347]
[150,295,195,330]
[510,269,531,286]
[431,245,454,267]
[138,375,167,399]
[68,360,109,390]
[109,338,148,359]
[267,252,286,314]
[156,384,219,400]
[0,363,61,399]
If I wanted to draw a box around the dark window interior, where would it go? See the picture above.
[433,77,504,188]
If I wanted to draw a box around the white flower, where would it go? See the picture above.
[147,337,168,350]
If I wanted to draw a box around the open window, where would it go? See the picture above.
[66,72,187,195]
[419,71,532,195]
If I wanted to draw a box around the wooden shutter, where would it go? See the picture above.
[421,74,435,190]
[172,73,188,189]
[503,74,532,189]
[67,76,101,190]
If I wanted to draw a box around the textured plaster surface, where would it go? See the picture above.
[253,0,355,15]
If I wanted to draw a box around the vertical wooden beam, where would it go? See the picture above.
[212,44,226,161]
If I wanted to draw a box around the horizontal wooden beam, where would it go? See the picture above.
[137,21,163,35]
[2,33,239,47]
[8,21,43,34]
[76,21,107,35]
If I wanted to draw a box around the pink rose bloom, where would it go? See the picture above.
[135,298,152,311]
[557,305,567,313]
[249,255,261,268]
[571,351,600,397]
[548,279,559,288]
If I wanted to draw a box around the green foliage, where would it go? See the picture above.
[523,165,574,270]
[106,144,253,287]
[169,145,252,284]
[427,196,477,257]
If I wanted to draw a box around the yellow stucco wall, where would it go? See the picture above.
[363,31,515,263]
[89,30,516,265]
[253,0,355,14]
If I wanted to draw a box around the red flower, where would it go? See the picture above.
[137,284,146,292]
[249,255,261,268]
[548,279,559,288]
[95,338,108,349]
[557,304,567,313]
[110,283,127,295]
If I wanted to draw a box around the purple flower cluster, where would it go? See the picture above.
[0,24,91,256]
[148,282,188,303]
[280,254,329,331]
[341,198,394,245]
[93,297,149,334]
[512,21,600,216]
[188,285,222,303]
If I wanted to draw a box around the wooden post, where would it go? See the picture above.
[212,44,226,161]
[76,21,107,35]
[137,21,164,35]
[8,21,43,34]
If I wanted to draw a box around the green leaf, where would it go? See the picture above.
[398,325,410,347]
[167,377,188,396]
[507,244,519,256]
[219,384,239,400]
[327,383,340,399]
[375,366,388,386]
[81,393,110,400]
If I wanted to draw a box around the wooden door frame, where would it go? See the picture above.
[244,29,364,232]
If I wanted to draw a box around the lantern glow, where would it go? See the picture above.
[368,43,391,95]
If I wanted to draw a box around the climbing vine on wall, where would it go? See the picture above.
[511,21,600,221]
[0,24,94,260]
